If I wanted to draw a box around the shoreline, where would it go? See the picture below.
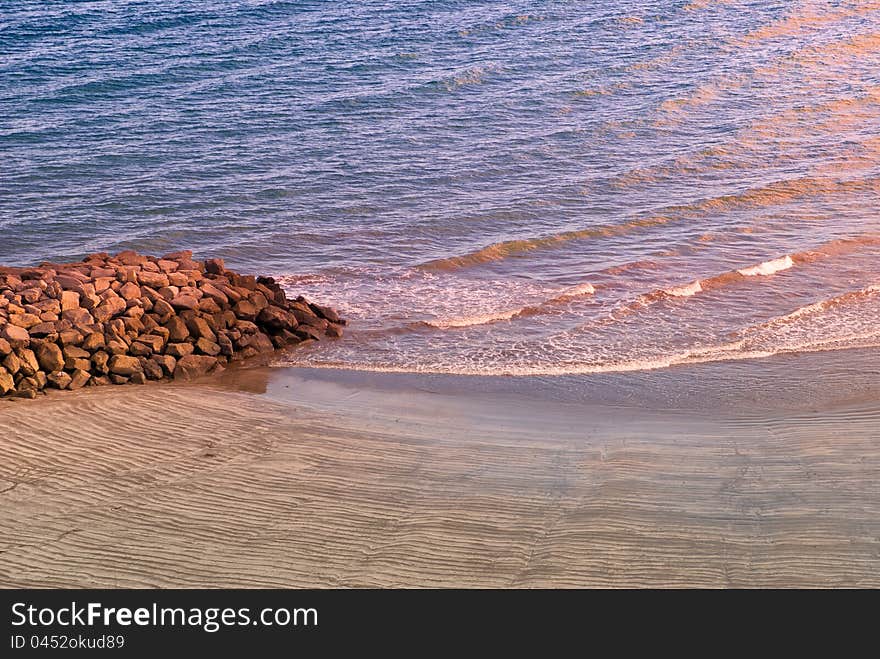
[3,350,880,587]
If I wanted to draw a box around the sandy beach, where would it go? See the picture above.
[3,348,879,588]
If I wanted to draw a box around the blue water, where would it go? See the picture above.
[2,1,879,375]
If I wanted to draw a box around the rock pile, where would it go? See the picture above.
[0,251,344,399]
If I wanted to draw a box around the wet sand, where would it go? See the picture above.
[2,352,880,588]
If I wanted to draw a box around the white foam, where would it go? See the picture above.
[737,254,794,277]
[664,280,703,297]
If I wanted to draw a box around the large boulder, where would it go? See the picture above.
[35,342,64,372]
[173,355,220,381]
[108,354,143,376]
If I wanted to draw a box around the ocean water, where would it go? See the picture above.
[2,0,879,376]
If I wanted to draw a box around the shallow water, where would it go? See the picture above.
[2,0,879,376]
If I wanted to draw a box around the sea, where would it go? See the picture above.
[2,0,879,378]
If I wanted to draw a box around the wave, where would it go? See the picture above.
[618,237,877,313]
[421,176,879,273]
[291,283,880,377]
[737,254,794,276]
[425,282,595,328]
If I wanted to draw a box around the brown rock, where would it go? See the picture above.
[61,307,93,326]
[82,332,105,351]
[93,296,127,322]
[195,337,221,356]
[60,290,80,311]
[47,371,72,390]
[173,354,220,381]
[204,258,225,275]
[170,294,199,311]
[165,342,194,359]
[247,331,275,354]
[294,326,323,342]
[186,316,216,342]
[257,305,296,332]
[165,316,189,342]
[197,297,221,314]
[167,272,189,287]
[68,369,91,390]
[0,367,15,395]
[152,297,174,320]
[157,259,179,273]
[3,352,21,375]
[105,339,128,355]
[119,281,141,301]
[138,271,169,288]
[108,354,143,376]
[136,334,165,353]
[325,324,343,339]
[233,299,257,321]
[143,358,164,380]
[28,322,57,338]
[35,343,64,372]
[91,351,110,374]
[9,313,42,329]
[0,337,12,356]
[58,329,84,346]
[110,374,129,385]
[17,348,40,376]
[129,341,153,357]
[312,303,341,324]
[152,354,176,376]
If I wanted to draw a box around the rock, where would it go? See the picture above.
[68,369,91,390]
[195,337,221,356]
[165,342,194,359]
[311,303,341,324]
[136,334,165,353]
[108,354,142,376]
[3,352,21,375]
[170,294,199,311]
[137,271,169,289]
[164,316,189,342]
[35,342,65,372]
[1,251,345,398]
[186,316,216,342]
[294,326,323,342]
[9,313,42,329]
[93,296,127,322]
[61,308,93,326]
[58,329,84,346]
[17,348,40,376]
[199,282,229,306]
[143,358,164,380]
[152,297,174,320]
[91,351,110,374]
[28,322,56,338]
[0,367,14,394]
[47,371,73,390]
[247,331,275,354]
[82,332,105,351]
[173,354,220,381]
[152,354,176,376]
[60,290,80,311]
[257,305,296,332]
[233,299,257,321]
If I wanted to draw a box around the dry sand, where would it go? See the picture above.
[1,360,879,588]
